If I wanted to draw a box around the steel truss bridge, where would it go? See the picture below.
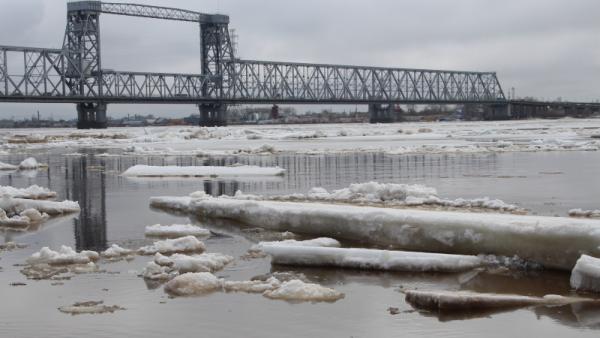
[0,1,596,128]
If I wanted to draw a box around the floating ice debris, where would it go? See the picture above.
[164,272,223,296]
[0,161,17,171]
[122,164,285,178]
[181,198,600,270]
[154,252,233,273]
[142,261,176,281]
[253,237,341,250]
[101,244,135,258]
[404,290,600,312]
[20,264,70,280]
[223,278,281,293]
[570,255,600,293]
[0,242,27,251]
[0,209,31,228]
[18,157,40,170]
[0,197,80,216]
[145,224,211,238]
[262,279,344,302]
[19,208,49,223]
[569,209,600,218]
[27,246,99,265]
[263,246,484,273]
[58,301,125,315]
[149,196,193,213]
[138,236,206,255]
[233,182,524,213]
[0,185,57,199]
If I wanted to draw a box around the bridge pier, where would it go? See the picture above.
[77,102,108,129]
[199,103,228,127]
[369,103,398,123]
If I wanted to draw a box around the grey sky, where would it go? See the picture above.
[0,0,598,119]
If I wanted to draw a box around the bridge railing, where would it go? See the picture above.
[226,60,506,104]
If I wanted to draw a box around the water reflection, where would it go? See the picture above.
[65,156,107,251]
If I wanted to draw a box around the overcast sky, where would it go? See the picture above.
[0,0,598,119]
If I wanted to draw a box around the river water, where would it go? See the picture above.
[1,150,600,337]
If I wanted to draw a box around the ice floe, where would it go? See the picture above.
[263,246,484,273]
[163,271,344,302]
[101,244,135,259]
[27,246,99,265]
[145,224,211,238]
[164,272,223,296]
[0,185,57,199]
[253,237,341,250]
[138,236,206,255]
[0,242,27,251]
[141,262,177,281]
[163,196,600,270]
[122,164,285,178]
[570,255,600,293]
[569,209,600,218]
[0,161,17,170]
[232,182,524,213]
[262,279,344,302]
[58,301,125,315]
[18,157,41,170]
[0,197,80,216]
[153,252,234,273]
[404,290,600,312]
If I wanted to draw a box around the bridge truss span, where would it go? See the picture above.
[0,1,514,128]
[227,60,505,104]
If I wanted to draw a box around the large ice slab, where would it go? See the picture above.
[263,246,483,272]
[184,197,600,270]
[138,236,206,255]
[27,245,99,265]
[405,290,600,312]
[122,165,285,178]
[145,224,211,238]
[570,255,600,293]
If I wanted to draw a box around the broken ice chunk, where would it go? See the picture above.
[262,279,344,302]
[27,246,99,265]
[570,255,600,293]
[138,236,206,255]
[164,272,223,296]
[145,224,211,238]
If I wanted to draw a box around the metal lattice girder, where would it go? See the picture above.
[101,71,211,100]
[68,1,228,24]
[226,60,506,104]
[0,46,66,98]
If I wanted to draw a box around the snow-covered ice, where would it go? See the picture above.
[167,196,600,270]
[223,278,281,293]
[232,182,524,213]
[5,119,600,156]
[164,272,223,296]
[0,161,17,170]
[569,209,600,218]
[153,252,234,273]
[0,185,57,199]
[141,261,176,281]
[27,246,99,265]
[262,279,344,302]
[58,301,125,315]
[254,237,341,250]
[101,244,135,258]
[18,157,40,170]
[263,246,484,272]
[570,255,600,293]
[122,164,285,178]
[145,224,211,238]
[405,290,600,312]
[0,197,80,216]
[138,236,206,255]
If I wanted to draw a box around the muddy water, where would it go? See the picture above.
[1,150,600,337]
